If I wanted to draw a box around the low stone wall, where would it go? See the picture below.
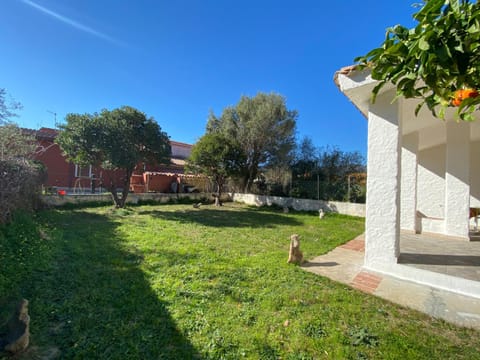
[230,193,365,218]
[42,192,216,207]
[41,192,365,217]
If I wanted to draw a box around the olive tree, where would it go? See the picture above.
[207,92,297,192]
[56,106,171,208]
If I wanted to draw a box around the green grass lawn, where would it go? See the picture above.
[1,202,479,359]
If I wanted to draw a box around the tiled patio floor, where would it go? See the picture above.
[399,232,480,282]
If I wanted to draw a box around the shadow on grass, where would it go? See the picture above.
[4,210,202,359]
[139,206,302,228]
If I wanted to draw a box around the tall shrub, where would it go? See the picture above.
[0,160,45,224]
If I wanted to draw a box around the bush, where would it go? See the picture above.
[0,160,45,224]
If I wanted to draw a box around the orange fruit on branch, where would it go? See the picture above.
[452,88,479,106]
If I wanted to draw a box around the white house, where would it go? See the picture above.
[335,66,480,298]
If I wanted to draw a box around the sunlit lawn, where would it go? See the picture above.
[1,202,479,359]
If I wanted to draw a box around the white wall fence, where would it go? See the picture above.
[230,193,365,218]
[41,192,366,217]
[42,192,212,207]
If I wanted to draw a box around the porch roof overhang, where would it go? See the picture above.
[335,66,480,151]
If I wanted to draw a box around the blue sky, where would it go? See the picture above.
[1,0,418,155]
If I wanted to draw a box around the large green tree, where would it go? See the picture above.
[187,133,244,206]
[207,92,297,192]
[56,106,171,208]
[355,0,480,121]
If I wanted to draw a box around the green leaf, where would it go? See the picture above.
[467,22,479,34]
[413,0,444,22]
[371,82,386,104]
[438,105,446,120]
[450,0,461,15]
[418,37,430,51]
[414,101,425,116]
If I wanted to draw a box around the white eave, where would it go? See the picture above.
[334,66,390,118]
[334,66,480,150]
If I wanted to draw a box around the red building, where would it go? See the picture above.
[32,128,194,194]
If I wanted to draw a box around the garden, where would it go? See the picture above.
[1,202,479,359]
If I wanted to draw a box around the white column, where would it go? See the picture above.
[445,120,470,239]
[365,94,402,268]
[400,132,419,232]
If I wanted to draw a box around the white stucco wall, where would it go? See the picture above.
[417,144,445,219]
[400,133,418,232]
[364,94,401,266]
[415,124,473,238]
[231,193,365,217]
[470,140,480,208]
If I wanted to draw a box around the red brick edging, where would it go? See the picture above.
[351,271,382,293]
[340,239,365,252]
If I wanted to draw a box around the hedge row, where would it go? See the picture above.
[0,160,45,224]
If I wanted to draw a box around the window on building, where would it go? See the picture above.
[75,164,92,178]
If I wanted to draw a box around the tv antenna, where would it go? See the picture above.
[47,110,58,128]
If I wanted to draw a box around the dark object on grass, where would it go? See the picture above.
[0,299,30,354]
[193,202,202,209]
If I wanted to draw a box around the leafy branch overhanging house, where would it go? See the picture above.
[30,127,201,194]
[335,66,480,299]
